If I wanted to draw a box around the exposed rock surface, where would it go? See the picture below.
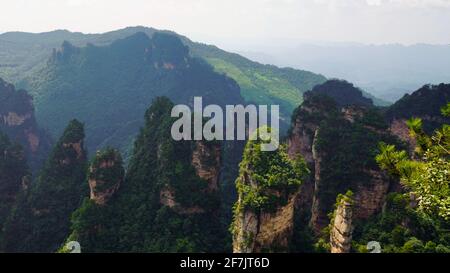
[191,141,221,191]
[233,193,298,253]
[330,197,353,253]
[353,170,391,219]
[232,135,305,253]
[88,150,124,206]
[0,78,51,171]
[158,141,221,214]
[287,83,394,235]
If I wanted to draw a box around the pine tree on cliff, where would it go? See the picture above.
[1,120,88,252]
[0,132,30,240]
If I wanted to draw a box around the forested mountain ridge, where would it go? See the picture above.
[0,27,448,253]
[284,80,403,241]
[0,77,448,253]
[386,83,450,134]
[22,32,244,159]
[63,97,227,252]
[0,26,327,133]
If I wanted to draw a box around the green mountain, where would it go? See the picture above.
[1,120,88,252]
[231,130,309,253]
[231,82,449,253]
[64,97,227,252]
[0,27,326,137]
[22,32,244,158]
[385,83,450,133]
[0,27,448,254]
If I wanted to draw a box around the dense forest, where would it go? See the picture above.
[0,30,448,253]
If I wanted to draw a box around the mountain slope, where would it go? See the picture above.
[385,83,450,133]
[23,32,243,157]
[64,97,227,252]
[0,26,327,131]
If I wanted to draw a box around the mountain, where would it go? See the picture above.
[287,81,402,237]
[64,97,227,252]
[0,26,327,135]
[1,120,88,252]
[233,81,449,253]
[22,32,243,159]
[0,78,51,171]
[0,27,448,254]
[385,83,450,133]
[304,79,373,108]
[0,73,447,253]
[243,43,450,102]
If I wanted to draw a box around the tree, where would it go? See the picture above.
[376,104,450,222]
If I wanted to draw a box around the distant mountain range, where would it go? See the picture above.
[0,27,342,161]
[0,27,328,133]
[238,43,450,102]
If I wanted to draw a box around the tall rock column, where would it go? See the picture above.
[232,129,308,253]
[88,149,125,206]
[330,192,354,253]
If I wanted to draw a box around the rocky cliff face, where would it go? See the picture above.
[287,93,337,232]
[330,194,353,253]
[287,83,399,235]
[158,140,221,214]
[191,141,221,192]
[233,192,298,253]
[306,79,373,108]
[88,149,125,206]
[0,78,51,171]
[64,97,228,252]
[28,32,244,159]
[232,131,307,253]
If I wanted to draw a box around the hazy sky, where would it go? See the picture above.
[1,0,450,49]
